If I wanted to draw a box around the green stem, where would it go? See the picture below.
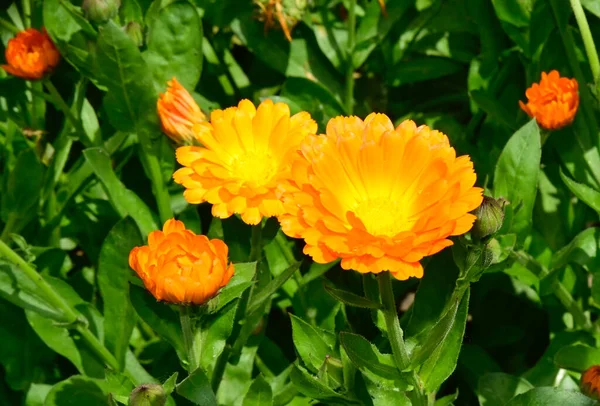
[76,325,120,371]
[180,306,199,372]
[570,0,600,91]
[0,17,20,34]
[44,80,85,138]
[0,214,19,243]
[378,272,427,406]
[510,251,591,329]
[22,0,31,28]
[140,145,173,224]
[345,0,357,114]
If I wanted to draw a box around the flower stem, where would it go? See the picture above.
[180,305,199,372]
[44,79,86,139]
[22,0,31,28]
[0,213,19,243]
[570,0,600,92]
[345,0,357,114]
[378,272,427,406]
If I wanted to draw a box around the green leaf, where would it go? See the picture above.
[505,387,596,406]
[470,90,516,130]
[339,332,404,381]
[435,391,459,406]
[324,284,382,309]
[83,147,158,236]
[130,285,186,360]
[280,78,345,126]
[290,364,358,404]
[24,383,52,406]
[554,344,600,372]
[242,375,273,406]
[199,300,238,372]
[247,261,301,315]
[98,217,142,371]
[45,376,107,406]
[163,372,178,396]
[290,314,335,373]
[560,169,600,214]
[419,289,470,392]
[551,228,600,271]
[1,149,43,224]
[144,1,204,91]
[357,370,411,406]
[493,119,541,242]
[176,368,218,406]
[478,373,533,406]
[104,370,134,398]
[208,262,256,312]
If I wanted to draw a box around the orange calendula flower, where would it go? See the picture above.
[157,78,206,145]
[129,219,234,305]
[519,70,579,130]
[2,28,60,80]
[582,365,600,400]
[173,99,317,225]
[278,115,483,280]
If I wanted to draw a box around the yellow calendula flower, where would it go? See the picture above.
[278,114,483,280]
[173,99,317,225]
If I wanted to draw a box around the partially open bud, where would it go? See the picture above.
[581,365,600,401]
[82,0,121,23]
[129,383,166,406]
[472,196,506,240]
[125,22,143,47]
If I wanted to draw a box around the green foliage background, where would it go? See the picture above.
[2,0,600,405]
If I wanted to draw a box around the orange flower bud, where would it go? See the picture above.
[582,365,600,400]
[519,70,579,131]
[2,28,60,80]
[128,219,234,305]
[157,78,206,145]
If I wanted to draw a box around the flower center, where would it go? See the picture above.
[354,197,411,237]
[229,152,277,186]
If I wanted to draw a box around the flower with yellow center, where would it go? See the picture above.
[173,99,317,225]
[129,219,234,305]
[157,78,206,145]
[278,114,483,280]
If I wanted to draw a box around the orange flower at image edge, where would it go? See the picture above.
[278,115,483,280]
[519,70,579,130]
[157,78,206,145]
[174,99,317,225]
[581,365,600,400]
[2,28,60,80]
[129,219,234,305]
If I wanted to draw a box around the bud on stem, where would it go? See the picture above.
[472,196,507,240]
[82,0,121,23]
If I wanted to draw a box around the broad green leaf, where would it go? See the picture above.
[24,383,52,406]
[419,289,470,392]
[1,149,43,224]
[554,344,600,372]
[435,391,459,406]
[242,375,273,406]
[339,332,403,381]
[491,0,532,27]
[98,217,142,371]
[163,372,178,395]
[290,314,335,373]
[247,261,301,315]
[105,370,134,399]
[200,300,238,372]
[551,228,600,271]
[144,2,204,90]
[45,376,107,406]
[560,169,600,214]
[290,364,358,404]
[357,370,411,406]
[478,373,533,406]
[505,387,596,405]
[176,368,218,406]
[208,262,257,313]
[494,119,541,242]
[83,147,158,236]
[324,284,382,309]
[130,285,186,360]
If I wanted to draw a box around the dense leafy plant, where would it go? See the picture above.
[3,0,600,405]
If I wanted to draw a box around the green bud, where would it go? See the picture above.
[481,238,502,268]
[129,384,166,406]
[82,0,121,23]
[471,196,507,240]
[125,22,144,47]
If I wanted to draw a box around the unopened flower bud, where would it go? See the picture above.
[581,365,600,401]
[481,238,502,268]
[125,22,143,47]
[472,196,506,240]
[129,383,166,406]
[82,0,121,23]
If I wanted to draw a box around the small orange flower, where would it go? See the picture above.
[278,115,483,280]
[581,365,600,400]
[129,219,234,305]
[173,99,317,225]
[2,28,60,80]
[157,78,206,145]
[519,70,579,130]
